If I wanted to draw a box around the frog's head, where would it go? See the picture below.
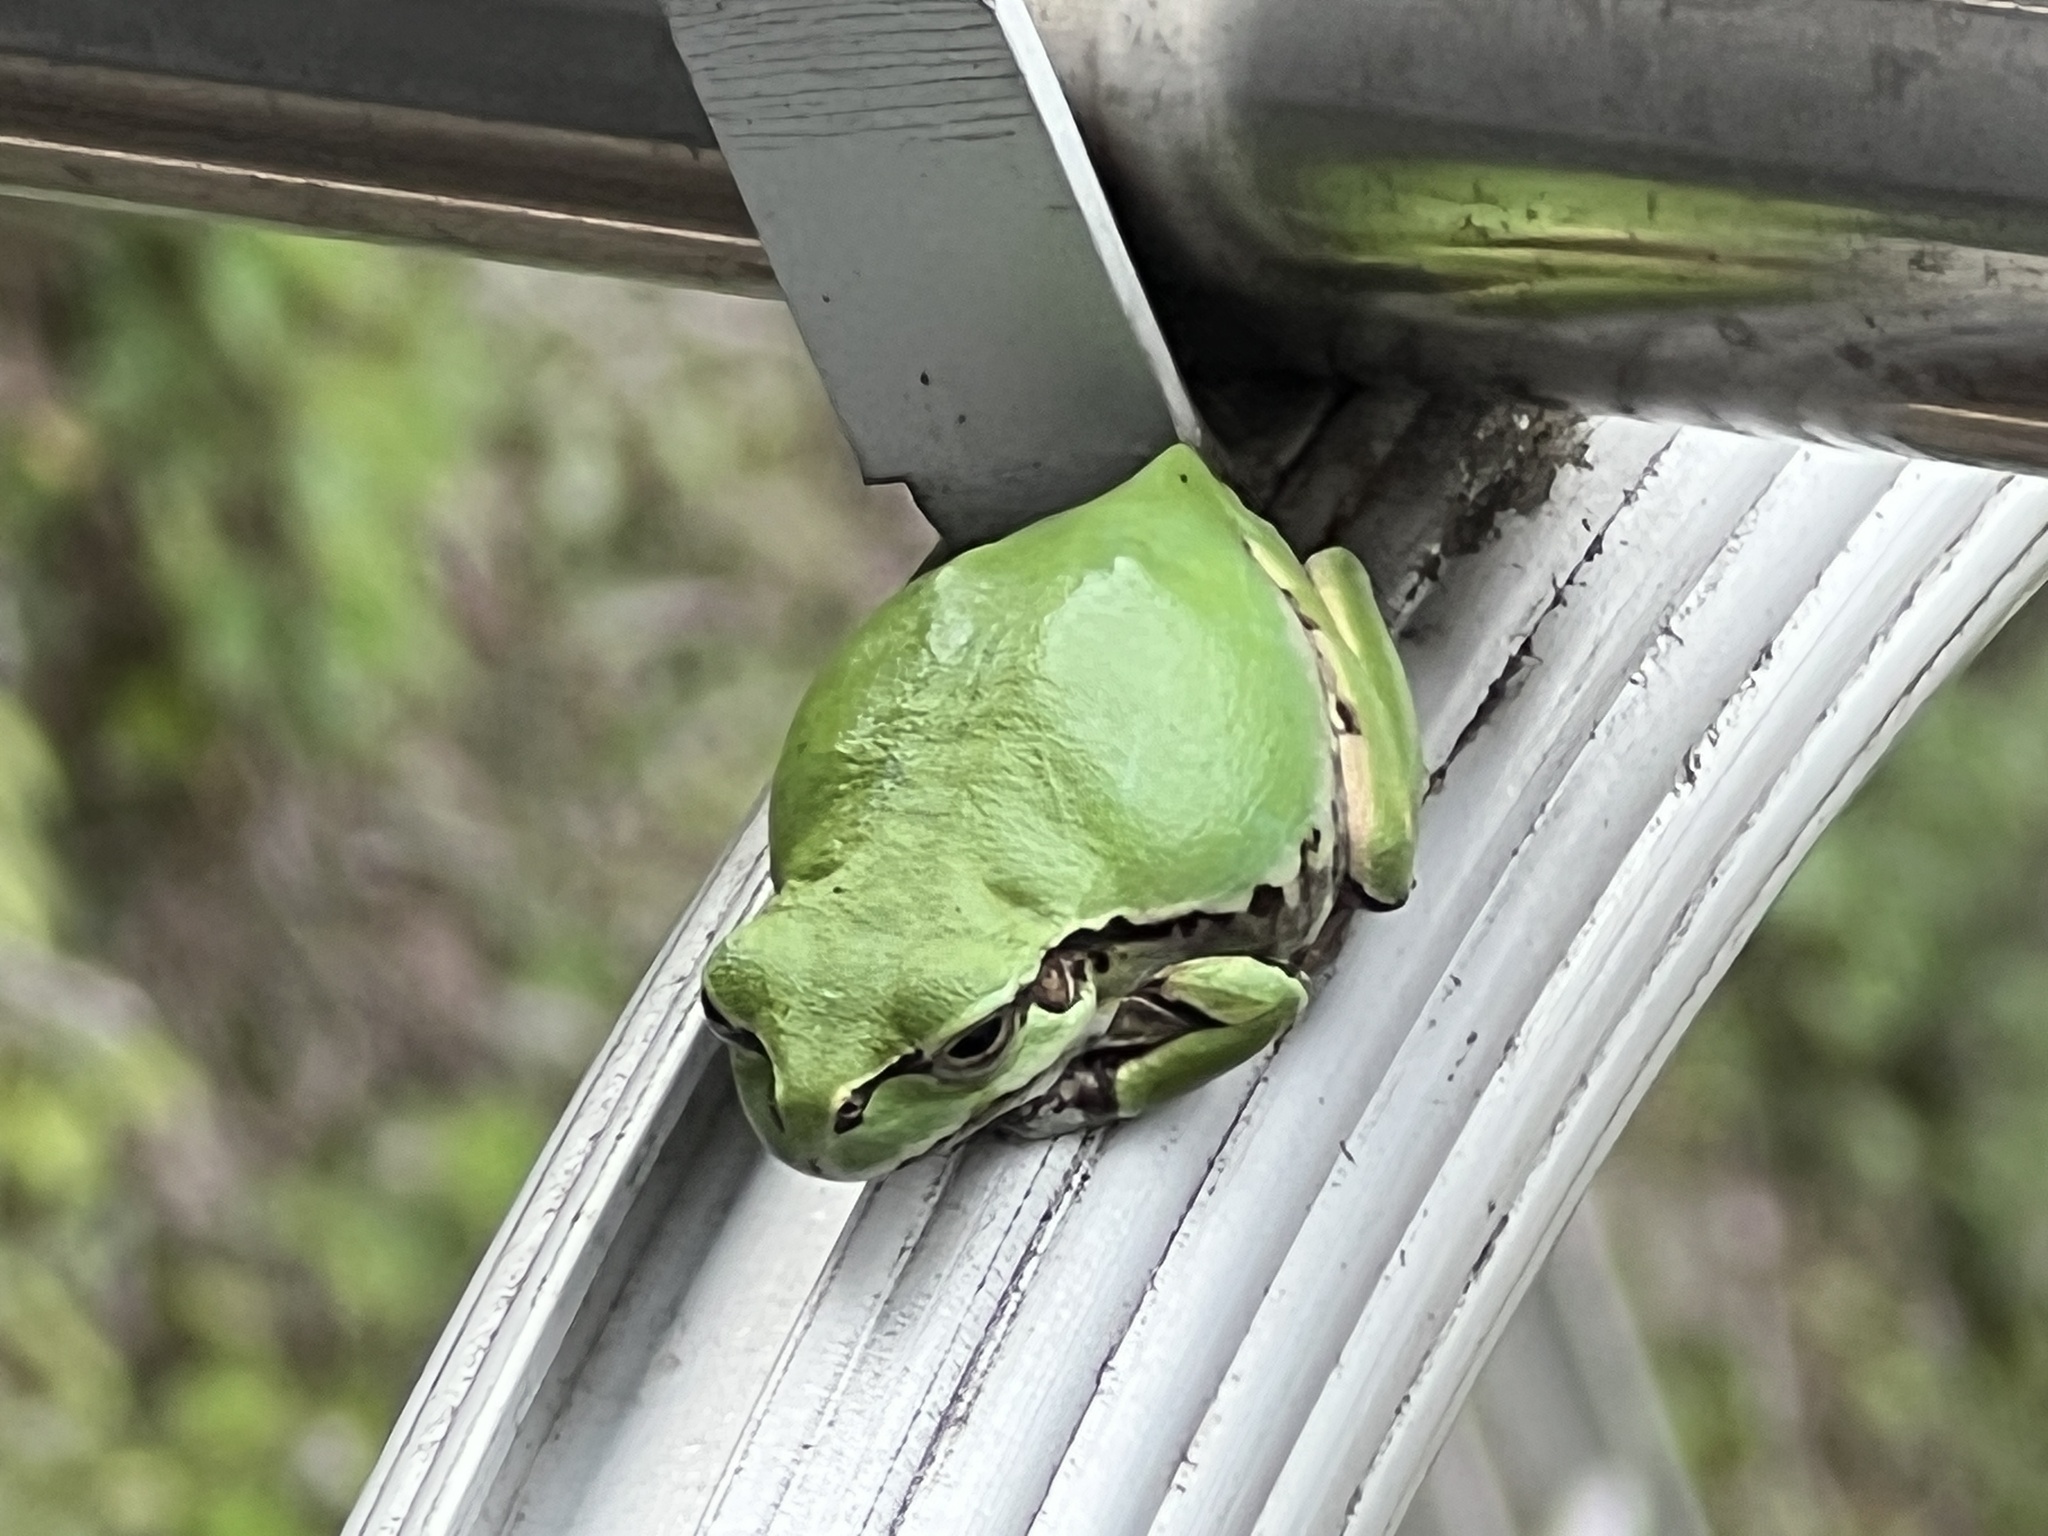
[699,886,1100,1181]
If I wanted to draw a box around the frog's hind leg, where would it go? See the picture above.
[995,955,1306,1139]
[1303,546,1425,909]
[1109,955,1306,1119]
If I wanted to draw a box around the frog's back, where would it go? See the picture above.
[772,447,1332,924]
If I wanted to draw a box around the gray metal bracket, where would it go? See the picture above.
[662,0,1199,545]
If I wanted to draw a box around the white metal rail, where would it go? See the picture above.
[345,413,2048,1536]
[1405,1205,1709,1536]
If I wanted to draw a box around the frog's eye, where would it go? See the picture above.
[702,988,768,1057]
[933,1005,1019,1080]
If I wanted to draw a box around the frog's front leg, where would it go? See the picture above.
[1110,955,1307,1118]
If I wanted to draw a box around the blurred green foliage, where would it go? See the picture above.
[1611,597,2048,1535]
[0,209,922,1535]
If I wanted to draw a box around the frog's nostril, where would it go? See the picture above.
[836,1049,928,1133]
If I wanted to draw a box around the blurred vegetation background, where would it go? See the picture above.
[0,202,2043,1536]
[0,206,924,1536]
[1609,591,2048,1536]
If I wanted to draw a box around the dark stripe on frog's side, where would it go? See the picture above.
[1266,559,1373,887]
[1053,869,1332,1000]
[986,857,1350,1141]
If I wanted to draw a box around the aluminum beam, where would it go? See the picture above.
[11,2,2048,469]
[0,27,766,292]
[0,0,716,145]
[1034,0,2048,470]
[344,409,2048,1536]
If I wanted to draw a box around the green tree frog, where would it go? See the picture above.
[701,445,1424,1180]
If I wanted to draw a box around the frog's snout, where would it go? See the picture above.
[738,1073,902,1183]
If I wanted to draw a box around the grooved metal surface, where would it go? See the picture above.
[346,416,2048,1536]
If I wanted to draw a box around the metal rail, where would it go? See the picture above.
[9,1,2048,468]
[1033,0,2048,471]
[343,397,2048,1536]
[0,41,766,291]
[0,0,714,143]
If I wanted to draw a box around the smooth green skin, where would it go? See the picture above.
[702,446,1423,1180]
